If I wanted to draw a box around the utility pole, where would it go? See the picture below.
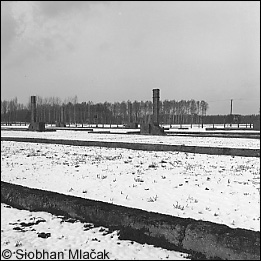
[230,99,233,127]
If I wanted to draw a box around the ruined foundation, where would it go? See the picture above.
[140,122,165,135]
[28,122,46,132]
[2,137,259,157]
[1,181,260,260]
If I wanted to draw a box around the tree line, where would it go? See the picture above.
[1,96,259,126]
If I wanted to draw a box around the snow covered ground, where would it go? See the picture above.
[1,141,260,232]
[1,130,260,149]
[1,130,260,260]
[1,204,189,260]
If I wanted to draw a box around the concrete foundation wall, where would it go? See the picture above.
[1,181,260,260]
[27,122,45,132]
[140,123,165,135]
[1,137,259,157]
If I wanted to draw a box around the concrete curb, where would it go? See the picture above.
[1,137,260,157]
[1,181,260,260]
[166,133,260,139]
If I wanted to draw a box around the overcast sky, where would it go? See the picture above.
[1,1,260,115]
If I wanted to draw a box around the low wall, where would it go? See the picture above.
[1,137,260,157]
[28,122,46,131]
[140,123,165,135]
[1,181,259,260]
[166,132,260,139]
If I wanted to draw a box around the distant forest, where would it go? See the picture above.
[1,96,259,126]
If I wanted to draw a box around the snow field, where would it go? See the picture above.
[1,129,259,260]
[1,204,189,260]
[1,129,260,149]
[1,141,260,231]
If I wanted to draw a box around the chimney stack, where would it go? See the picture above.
[153,89,160,124]
[31,96,37,123]
[28,95,46,131]
[140,89,164,135]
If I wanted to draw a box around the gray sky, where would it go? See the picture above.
[1,1,260,115]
